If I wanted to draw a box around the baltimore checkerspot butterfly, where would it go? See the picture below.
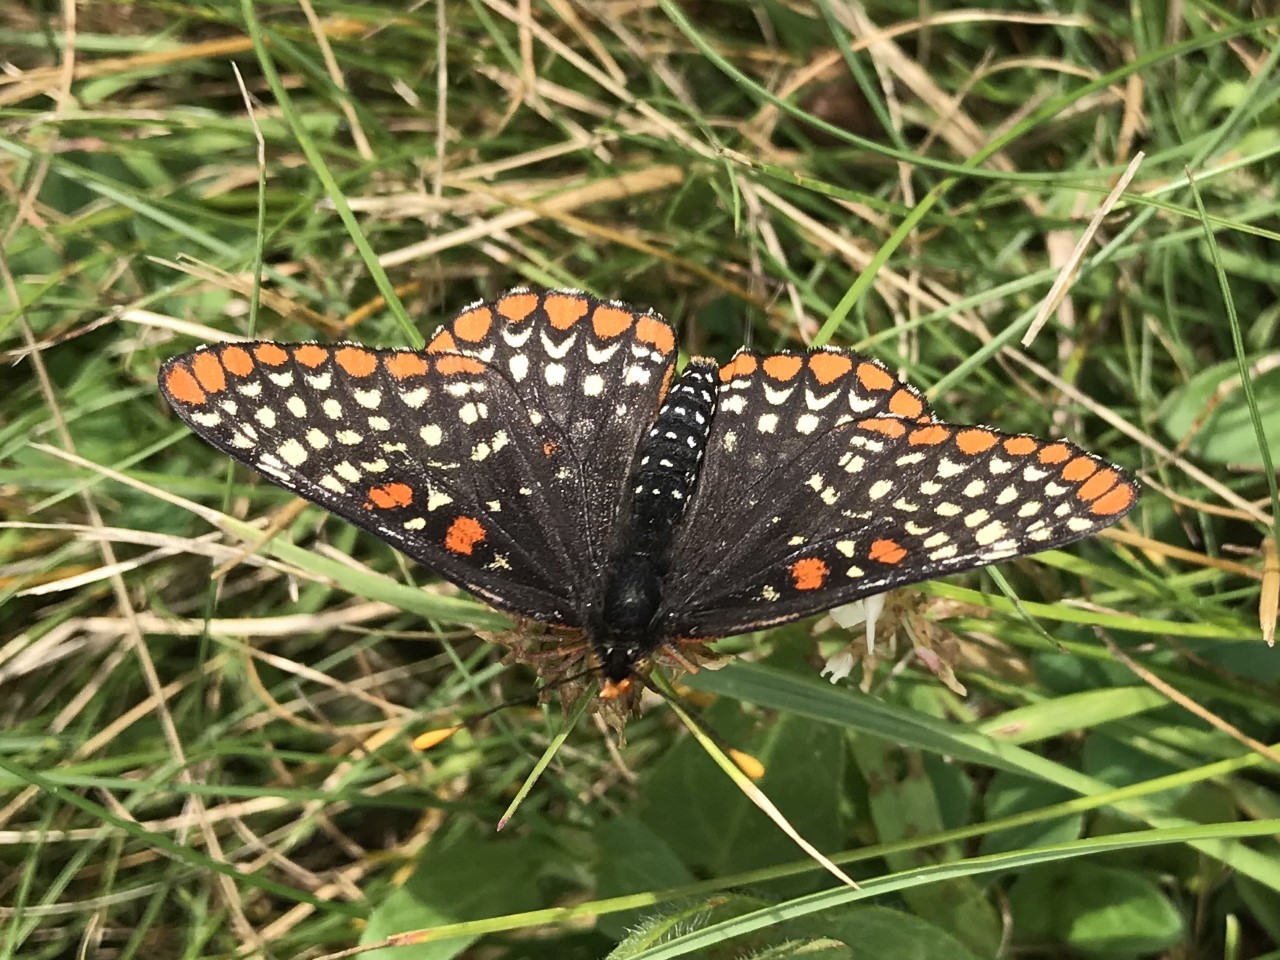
[159,288,1138,695]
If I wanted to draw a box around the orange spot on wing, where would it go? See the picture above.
[888,388,924,418]
[444,516,486,555]
[220,346,254,376]
[655,364,676,404]
[1061,456,1098,482]
[1038,443,1071,464]
[164,364,206,405]
[1077,468,1119,502]
[909,424,950,446]
[543,293,589,330]
[336,346,377,377]
[385,352,429,379]
[254,343,288,366]
[808,352,853,385]
[763,354,804,382]
[453,306,494,342]
[1003,436,1038,456]
[956,428,998,455]
[592,305,634,339]
[859,417,907,438]
[790,557,829,590]
[869,538,907,565]
[497,292,538,323]
[426,329,458,354]
[366,482,414,510]
[719,352,758,382]
[435,354,486,376]
[542,441,558,456]
[1090,482,1136,516]
[857,361,894,392]
[294,344,328,368]
[191,352,227,393]
[636,314,675,355]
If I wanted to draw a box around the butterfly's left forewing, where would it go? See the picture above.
[158,290,683,627]
[159,341,587,624]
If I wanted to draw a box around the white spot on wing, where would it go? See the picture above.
[279,439,308,466]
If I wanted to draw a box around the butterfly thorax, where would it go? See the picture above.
[592,360,718,683]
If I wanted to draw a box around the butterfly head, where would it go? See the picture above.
[593,550,665,683]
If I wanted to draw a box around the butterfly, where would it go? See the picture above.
[159,289,1138,695]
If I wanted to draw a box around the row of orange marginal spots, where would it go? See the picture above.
[856,418,1133,517]
[429,290,678,358]
[718,350,931,422]
[163,341,491,408]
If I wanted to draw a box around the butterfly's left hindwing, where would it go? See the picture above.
[660,375,1138,638]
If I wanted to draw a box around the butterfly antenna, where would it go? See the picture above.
[496,683,595,830]
[634,671,765,779]
[412,665,600,829]
[412,665,598,751]
[640,671,860,890]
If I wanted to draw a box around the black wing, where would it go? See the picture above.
[659,350,1137,638]
[158,289,679,624]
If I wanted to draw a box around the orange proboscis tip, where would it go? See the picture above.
[729,749,766,781]
[599,678,633,700]
[412,725,463,751]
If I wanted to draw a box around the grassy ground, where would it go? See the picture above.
[3,2,1279,958]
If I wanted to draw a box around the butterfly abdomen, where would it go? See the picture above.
[594,360,719,679]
